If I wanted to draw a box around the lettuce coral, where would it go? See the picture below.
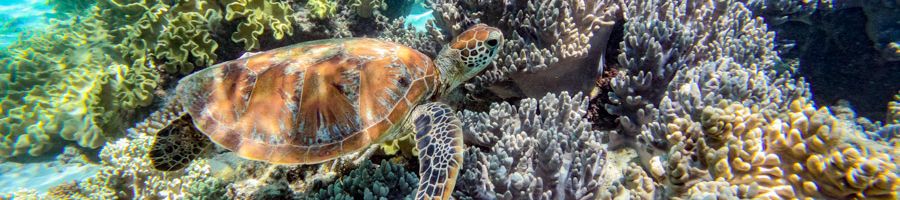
[0,16,160,157]
[306,0,338,19]
[225,0,294,50]
[153,0,221,74]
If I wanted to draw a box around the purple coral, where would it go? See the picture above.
[456,92,607,200]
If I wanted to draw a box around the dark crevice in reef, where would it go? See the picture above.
[771,7,900,121]
[587,18,625,131]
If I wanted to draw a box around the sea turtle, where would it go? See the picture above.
[140,24,503,200]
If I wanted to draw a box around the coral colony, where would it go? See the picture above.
[0,0,898,199]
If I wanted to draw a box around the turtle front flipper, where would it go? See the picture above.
[149,114,211,171]
[411,102,464,200]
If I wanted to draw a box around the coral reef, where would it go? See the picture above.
[605,0,809,149]
[47,134,213,199]
[890,91,900,125]
[666,100,897,199]
[4,0,899,199]
[306,0,339,19]
[429,0,619,99]
[47,0,95,17]
[225,0,295,51]
[749,0,900,120]
[302,160,418,200]
[455,92,607,199]
[0,17,160,158]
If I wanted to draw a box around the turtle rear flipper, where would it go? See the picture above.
[411,102,465,200]
[149,114,210,171]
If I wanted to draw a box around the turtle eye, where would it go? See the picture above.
[486,39,498,47]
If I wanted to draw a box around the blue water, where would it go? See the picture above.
[404,2,434,32]
[0,0,54,47]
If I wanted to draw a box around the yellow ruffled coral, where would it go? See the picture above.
[225,0,294,50]
[0,16,160,158]
[113,0,220,75]
[688,100,899,199]
[154,0,221,74]
[306,0,338,19]
[888,91,899,125]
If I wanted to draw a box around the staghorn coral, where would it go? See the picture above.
[455,92,607,199]
[429,0,619,98]
[225,0,295,51]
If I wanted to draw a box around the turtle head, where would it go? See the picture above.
[435,24,503,94]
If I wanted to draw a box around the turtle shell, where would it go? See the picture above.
[176,38,440,164]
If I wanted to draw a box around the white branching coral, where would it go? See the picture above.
[455,92,607,200]
[71,135,212,200]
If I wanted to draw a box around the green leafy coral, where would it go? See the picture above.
[1,0,300,158]
[225,0,294,50]
[0,17,160,157]
[306,0,338,19]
